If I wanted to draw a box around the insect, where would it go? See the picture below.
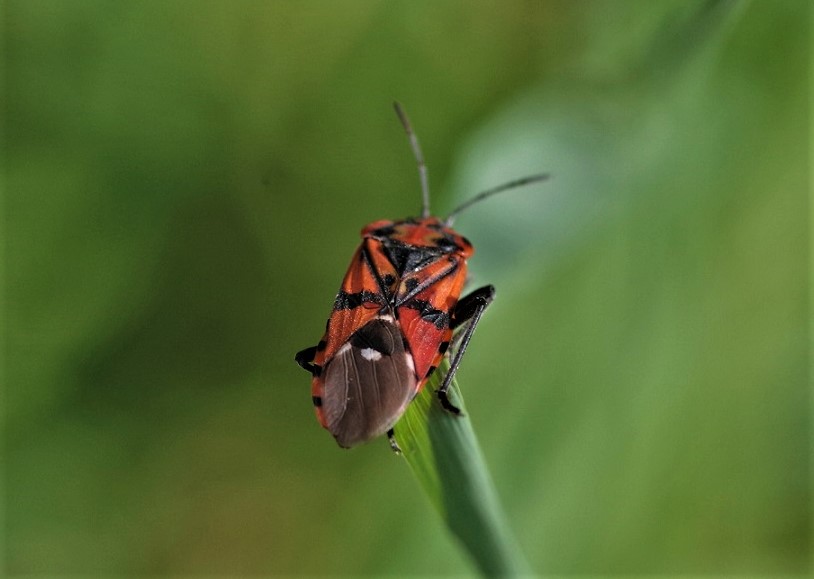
[295,103,548,451]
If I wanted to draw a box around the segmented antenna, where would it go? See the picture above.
[393,102,431,218]
[444,173,550,226]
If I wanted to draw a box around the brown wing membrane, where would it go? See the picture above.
[321,316,417,448]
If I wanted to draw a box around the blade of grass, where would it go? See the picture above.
[394,358,531,577]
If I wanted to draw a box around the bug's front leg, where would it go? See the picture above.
[436,284,496,414]
[295,346,318,374]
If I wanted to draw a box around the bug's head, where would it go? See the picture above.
[362,217,474,256]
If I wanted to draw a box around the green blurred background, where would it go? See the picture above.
[4,0,809,576]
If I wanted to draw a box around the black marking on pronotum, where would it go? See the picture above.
[316,340,327,351]
[425,365,437,379]
[312,364,323,378]
[438,341,450,354]
[404,298,450,329]
[312,395,323,407]
[334,289,383,310]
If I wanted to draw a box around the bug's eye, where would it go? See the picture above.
[435,236,458,251]
[362,220,395,237]
[371,225,397,238]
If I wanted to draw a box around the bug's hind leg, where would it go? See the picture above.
[387,429,402,454]
[295,346,318,374]
[436,285,496,415]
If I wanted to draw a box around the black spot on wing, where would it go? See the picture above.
[312,395,323,407]
[334,289,384,310]
[350,319,396,355]
[404,299,450,330]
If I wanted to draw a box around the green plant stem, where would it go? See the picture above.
[394,359,531,577]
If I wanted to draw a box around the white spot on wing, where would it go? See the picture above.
[404,352,415,374]
[360,347,382,361]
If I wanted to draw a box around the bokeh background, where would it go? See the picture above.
[4,0,809,576]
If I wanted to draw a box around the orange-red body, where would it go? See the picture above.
[309,217,473,436]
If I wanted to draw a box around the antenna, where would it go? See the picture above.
[445,173,550,225]
[393,102,430,218]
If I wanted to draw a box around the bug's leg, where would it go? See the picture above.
[448,316,468,353]
[437,285,496,415]
[295,346,318,374]
[387,428,402,454]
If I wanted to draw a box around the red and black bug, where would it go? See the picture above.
[295,103,547,451]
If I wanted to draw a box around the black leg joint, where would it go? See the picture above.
[437,389,462,415]
[295,346,318,374]
[451,285,495,330]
